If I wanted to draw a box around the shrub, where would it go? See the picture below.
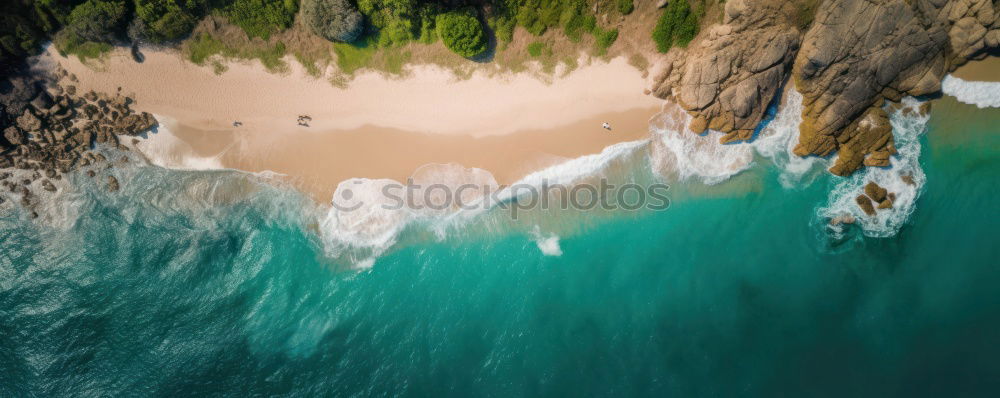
[62,0,127,43]
[133,0,204,43]
[617,0,634,15]
[652,0,699,52]
[593,26,617,54]
[436,10,487,58]
[527,41,544,57]
[356,0,421,47]
[224,0,298,40]
[302,0,364,42]
[54,0,126,59]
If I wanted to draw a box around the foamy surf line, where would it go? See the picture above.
[135,115,228,170]
[941,75,1000,108]
[318,139,650,267]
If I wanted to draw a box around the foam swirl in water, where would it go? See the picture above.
[817,97,929,237]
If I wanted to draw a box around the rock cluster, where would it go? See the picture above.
[653,0,999,176]
[855,181,897,217]
[793,0,999,176]
[1,66,157,216]
[654,0,801,143]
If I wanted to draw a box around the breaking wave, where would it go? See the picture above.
[817,97,929,238]
[941,75,1000,108]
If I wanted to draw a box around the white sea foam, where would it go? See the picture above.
[531,226,563,257]
[648,103,755,184]
[751,90,828,187]
[315,142,647,267]
[509,140,648,192]
[941,75,1000,108]
[817,97,929,237]
[135,115,227,170]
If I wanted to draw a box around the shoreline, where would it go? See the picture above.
[953,56,1000,82]
[147,105,660,201]
[43,47,664,201]
[43,47,660,137]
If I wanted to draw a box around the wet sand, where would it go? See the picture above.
[149,105,660,201]
[43,46,664,201]
[953,56,1000,82]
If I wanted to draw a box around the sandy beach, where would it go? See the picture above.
[43,47,662,201]
[954,56,1000,82]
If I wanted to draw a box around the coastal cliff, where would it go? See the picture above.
[654,0,1000,176]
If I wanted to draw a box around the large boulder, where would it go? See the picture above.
[793,0,1000,175]
[653,0,801,143]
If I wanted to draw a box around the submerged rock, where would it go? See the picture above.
[107,175,120,192]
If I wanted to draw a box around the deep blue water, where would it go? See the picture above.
[1,97,998,396]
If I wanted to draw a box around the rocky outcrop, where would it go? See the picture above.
[856,181,896,216]
[855,194,877,216]
[0,65,156,216]
[793,0,1000,176]
[653,0,998,177]
[653,0,801,143]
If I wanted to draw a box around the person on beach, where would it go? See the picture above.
[602,122,611,131]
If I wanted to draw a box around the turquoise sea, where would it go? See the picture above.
[1,93,998,396]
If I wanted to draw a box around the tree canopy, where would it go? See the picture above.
[302,0,364,43]
[436,10,486,58]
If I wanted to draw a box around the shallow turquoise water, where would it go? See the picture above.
[1,98,998,396]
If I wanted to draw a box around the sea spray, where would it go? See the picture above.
[135,115,228,170]
[941,75,1000,109]
[751,90,828,188]
[317,143,651,268]
[817,97,929,237]
[649,103,756,184]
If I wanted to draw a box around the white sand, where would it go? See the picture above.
[44,47,660,137]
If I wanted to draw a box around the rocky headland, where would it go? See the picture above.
[654,0,999,176]
[0,65,157,216]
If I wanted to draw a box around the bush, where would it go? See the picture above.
[652,0,699,52]
[62,0,127,43]
[133,0,204,43]
[224,0,298,39]
[54,0,126,59]
[527,41,544,57]
[302,0,364,42]
[593,26,617,54]
[356,0,422,47]
[436,10,487,58]
[617,0,634,15]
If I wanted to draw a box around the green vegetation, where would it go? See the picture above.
[0,0,645,78]
[355,0,439,47]
[222,0,298,40]
[652,0,700,52]
[302,0,364,43]
[132,0,205,43]
[186,33,288,72]
[332,40,375,74]
[527,41,545,57]
[436,10,487,58]
[593,26,618,55]
[54,0,127,60]
[617,0,634,15]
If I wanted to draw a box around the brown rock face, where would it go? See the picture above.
[652,0,801,143]
[793,0,1000,175]
[856,194,877,216]
[865,181,888,203]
